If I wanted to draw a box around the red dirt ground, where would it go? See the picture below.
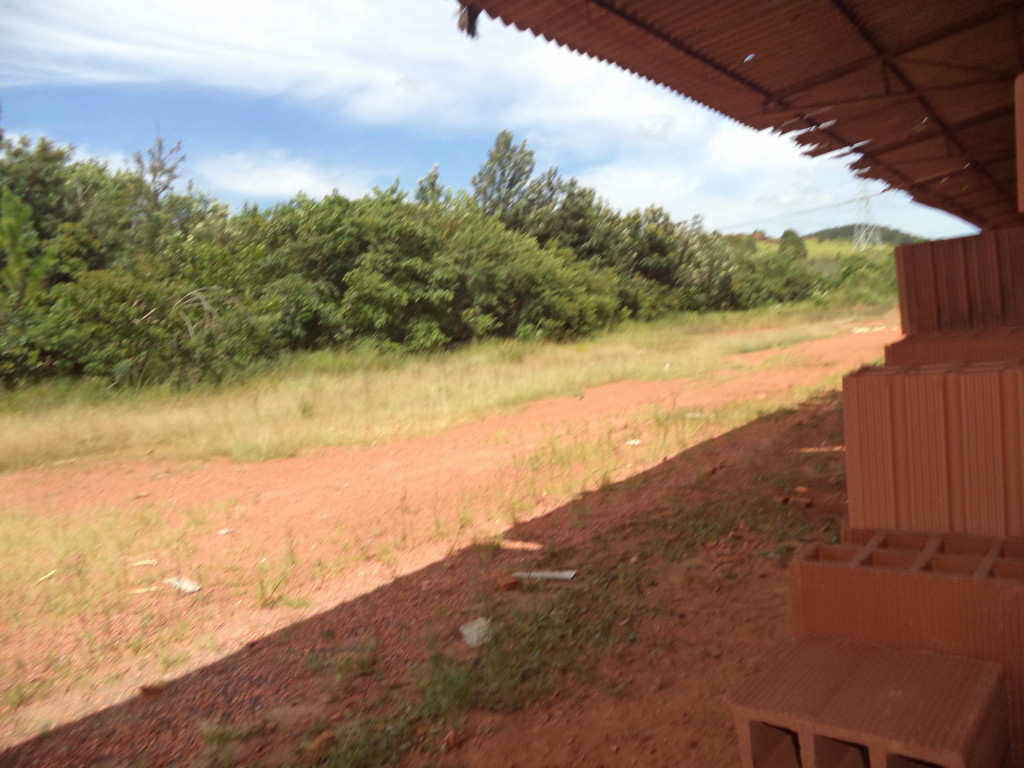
[0,321,900,767]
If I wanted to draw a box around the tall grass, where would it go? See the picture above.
[0,304,895,471]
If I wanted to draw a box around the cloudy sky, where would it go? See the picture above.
[1,0,977,239]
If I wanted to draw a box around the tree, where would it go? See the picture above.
[340,204,457,351]
[511,176,621,265]
[446,210,619,341]
[672,218,736,311]
[66,160,138,269]
[777,228,808,261]
[0,134,75,245]
[471,131,535,221]
[131,137,186,256]
[415,164,451,208]
[619,205,679,286]
[0,189,50,302]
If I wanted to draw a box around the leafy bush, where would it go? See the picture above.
[0,127,901,390]
[28,271,263,386]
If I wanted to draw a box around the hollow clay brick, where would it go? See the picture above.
[1003,366,1024,536]
[885,328,1024,366]
[897,369,950,532]
[946,368,967,533]
[894,229,1024,334]
[966,234,1004,328]
[1018,73,1024,215]
[997,229,1024,326]
[896,244,914,335]
[894,239,943,334]
[958,367,1005,536]
[844,362,1024,536]
[843,367,898,530]
[790,535,1024,762]
[931,238,971,331]
[915,243,940,333]
[728,636,1008,768]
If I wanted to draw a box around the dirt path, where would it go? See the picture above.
[0,321,899,767]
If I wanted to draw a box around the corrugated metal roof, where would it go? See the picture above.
[464,0,1024,230]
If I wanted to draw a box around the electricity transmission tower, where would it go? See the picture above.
[852,184,883,250]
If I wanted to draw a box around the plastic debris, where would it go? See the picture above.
[36,570,57,583]
[459,617,492,647]
[512,570,577,581]
[163,576,201,593]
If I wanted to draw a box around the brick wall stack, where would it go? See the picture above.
[729,227,1024,767]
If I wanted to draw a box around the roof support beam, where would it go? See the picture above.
[827,0,1015,214]
[763,78,1017,115]
[772,4,1016,103]
[855,107,1013,159]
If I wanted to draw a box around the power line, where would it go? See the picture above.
[715,188,894,232]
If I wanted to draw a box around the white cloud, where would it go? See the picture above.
[71,145,134,174]
[0,0,979,238]
[1,0,497,126]
[707,122,807,173]
[191,150,376,203]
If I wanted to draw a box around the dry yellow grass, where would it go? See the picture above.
[0,305,895,471]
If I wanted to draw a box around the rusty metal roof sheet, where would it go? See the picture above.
[465,0,1024,230]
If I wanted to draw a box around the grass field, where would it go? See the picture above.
[0,302,894,472]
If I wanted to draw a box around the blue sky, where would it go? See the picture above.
[1,0,977,239]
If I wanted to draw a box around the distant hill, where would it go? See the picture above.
[806,224,923,245]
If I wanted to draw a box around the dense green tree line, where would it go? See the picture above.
[0,127,895,388]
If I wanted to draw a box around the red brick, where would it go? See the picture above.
[966,234,1004,328]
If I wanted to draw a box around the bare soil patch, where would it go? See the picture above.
[0,321,899,767]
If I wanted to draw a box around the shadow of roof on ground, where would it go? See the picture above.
[2,393,845,767]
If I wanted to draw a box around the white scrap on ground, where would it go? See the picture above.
[163,576,201,593]
[459,617,492,648]
[512,570,577,581]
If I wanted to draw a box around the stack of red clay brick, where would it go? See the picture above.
[729,228,1024,768]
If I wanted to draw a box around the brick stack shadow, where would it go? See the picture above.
[729,228,1024,768]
